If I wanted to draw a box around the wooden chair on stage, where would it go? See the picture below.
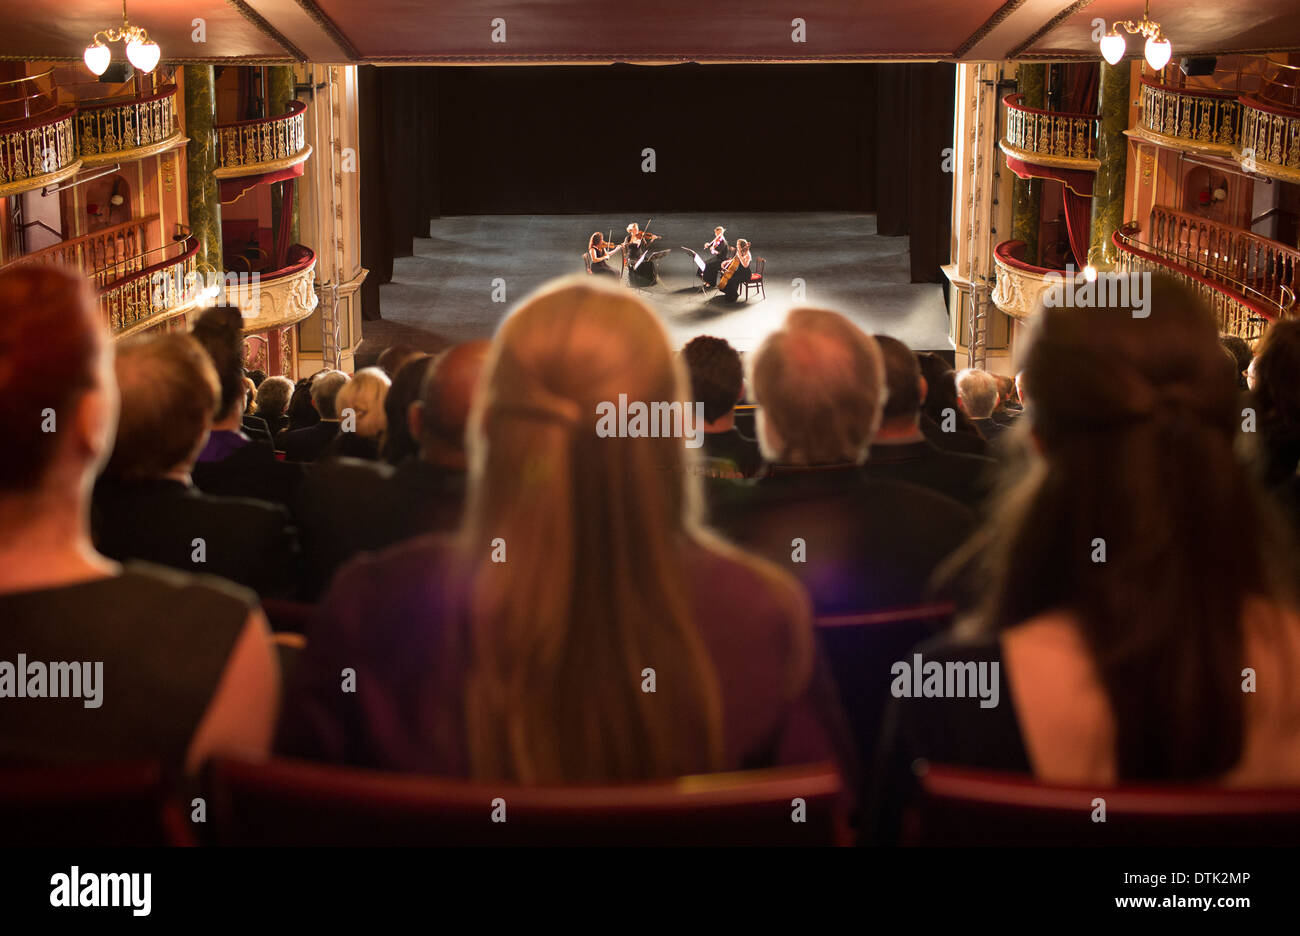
[208,757,849,846]
[903,763,1300,846]
[582,251,593,274]
[741,257,766,301]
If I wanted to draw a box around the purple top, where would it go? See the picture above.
[198,429,251,464]
[277,534,847,779]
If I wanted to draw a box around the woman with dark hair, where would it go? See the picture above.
[586,232,619,278]
[1247,320,1300,487]
[0,265,278,774]
[873,275,1300,841]
[915,351,988,456]
[380,353,433,464]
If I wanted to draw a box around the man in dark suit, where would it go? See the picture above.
[708,309,975,616]
[279,370,349,462]
[291,342,488,598]
[94,334,299,599]
[865,336,997,512]
[681,336,763,478]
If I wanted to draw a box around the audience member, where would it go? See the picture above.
[681,336,763,478]
[278,278,851,783]
[0,265,278,776]
[864,335,997,511]
[280,370,349,462]
[93,334,299,599]
[377,342,422,379]
[1246,320,1300,487]
[189,306,301,505]
[1221,334,1252,392]
[955,368,1006,444]
[253,375,295,442]
[915,352,989,456]
[873,275,1300,841]
[284,373,323,434]
[323,367,390,461]
[708,309,975,615]
[379,353,432,464]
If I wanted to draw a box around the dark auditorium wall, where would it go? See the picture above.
[360,63,955,318]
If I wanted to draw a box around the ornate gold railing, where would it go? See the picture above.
[0,104,81,198]
[1113,222,1294,340]
[1132,76,1239,155]
[1146,205,1300,309]
[76,84,184,166]
[231,245,319,331]
[98,236,202,337]
[214,100,311,179]
[1000,93,1100,171]
[1235,97,1300,184]
[11,215,157,278]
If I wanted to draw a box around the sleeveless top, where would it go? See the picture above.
[0,563,253,772]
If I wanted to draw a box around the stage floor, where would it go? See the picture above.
[358,212,952,363]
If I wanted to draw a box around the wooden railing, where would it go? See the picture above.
[0,68,59,123]
[15,215,157,279]
[76,85,182,165]
[98,236,201,336]
[1136,76,1239,152]
[1113,222,1294,340]
[214,100,310,177]
[0,104,80,196]
[1145,205,1300,308]
[1001,93,1099,168]
[1238,95,1300,183]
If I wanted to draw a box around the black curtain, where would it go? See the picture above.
[360,63,953,318]
[874,63,956,284]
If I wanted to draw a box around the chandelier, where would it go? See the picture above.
[1098,0,1172,71]
[84,0,161,76]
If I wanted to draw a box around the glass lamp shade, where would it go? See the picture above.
[1099,33,1127,65]
[83,43,112,76]
[1083,264,1099,283]
[1144,37,1172,71]
[126,38,161,73]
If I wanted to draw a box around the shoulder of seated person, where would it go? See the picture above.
[688,536,809,621]
[860,474,974,514]
[334,532,457,589]
[118,560,260,613]
[1001,611,1092,660]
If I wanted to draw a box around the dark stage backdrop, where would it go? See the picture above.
[360,63,954,318]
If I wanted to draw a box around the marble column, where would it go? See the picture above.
[269,66,300,253]
[183,65,223,274]
[1090,61,1130,267]
[1011,64,1045,264]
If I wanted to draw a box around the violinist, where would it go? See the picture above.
[717,238,752,302]
[587,232,620,278]
[702,226,729,287]
[623,222,662,288]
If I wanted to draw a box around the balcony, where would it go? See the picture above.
[0,70,81,198]
[228,244,319,332]
[1112,211,1297,339]
[1000,93,1100,172]
[1131,76,1238,157]
[214,100,312,180]
[76,84,186,167]
[97,236,203,338]
[991,241,1066,320]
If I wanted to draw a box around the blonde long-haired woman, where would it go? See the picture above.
[279,276,845,784]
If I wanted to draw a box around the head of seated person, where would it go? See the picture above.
[380,354,432,464]
[254,375,294,425]
[409,341,489,472]
[954,368,999,421]
[104,335,220,484]
[190,305,249,433]
[975,273,1300,784]
[874,334,927,441]
[310,369,349,422]
[336,367,390,440]
[749,307,884,467]
[682,335,745,432]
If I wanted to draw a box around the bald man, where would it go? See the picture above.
[291,341,488,600]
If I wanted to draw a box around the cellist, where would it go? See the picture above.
[717,238,752,302]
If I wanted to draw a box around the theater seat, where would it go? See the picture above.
[0,761,193,846]
[209,757,848,845]
[816,602,954,772]
[904,763,1300,846]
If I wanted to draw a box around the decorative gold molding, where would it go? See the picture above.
[294,0,361,61]
[223,0,309,61]
[954,0,1029,59]
[214,143,312,179]
[991,248,1058,320]
[0,158,82,198]
[1125,126,1233,158]
[999,137,1100,172]
[233,255,320,332]
[81,131,188,167]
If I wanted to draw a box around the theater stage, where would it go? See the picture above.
[357,212,952,364]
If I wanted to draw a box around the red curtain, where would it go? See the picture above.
[1004,155,1095,266]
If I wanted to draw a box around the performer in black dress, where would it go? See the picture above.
[587,232,620,278]
[623,222,662,288]
[702,226,729,287]
[718,238,753,302]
